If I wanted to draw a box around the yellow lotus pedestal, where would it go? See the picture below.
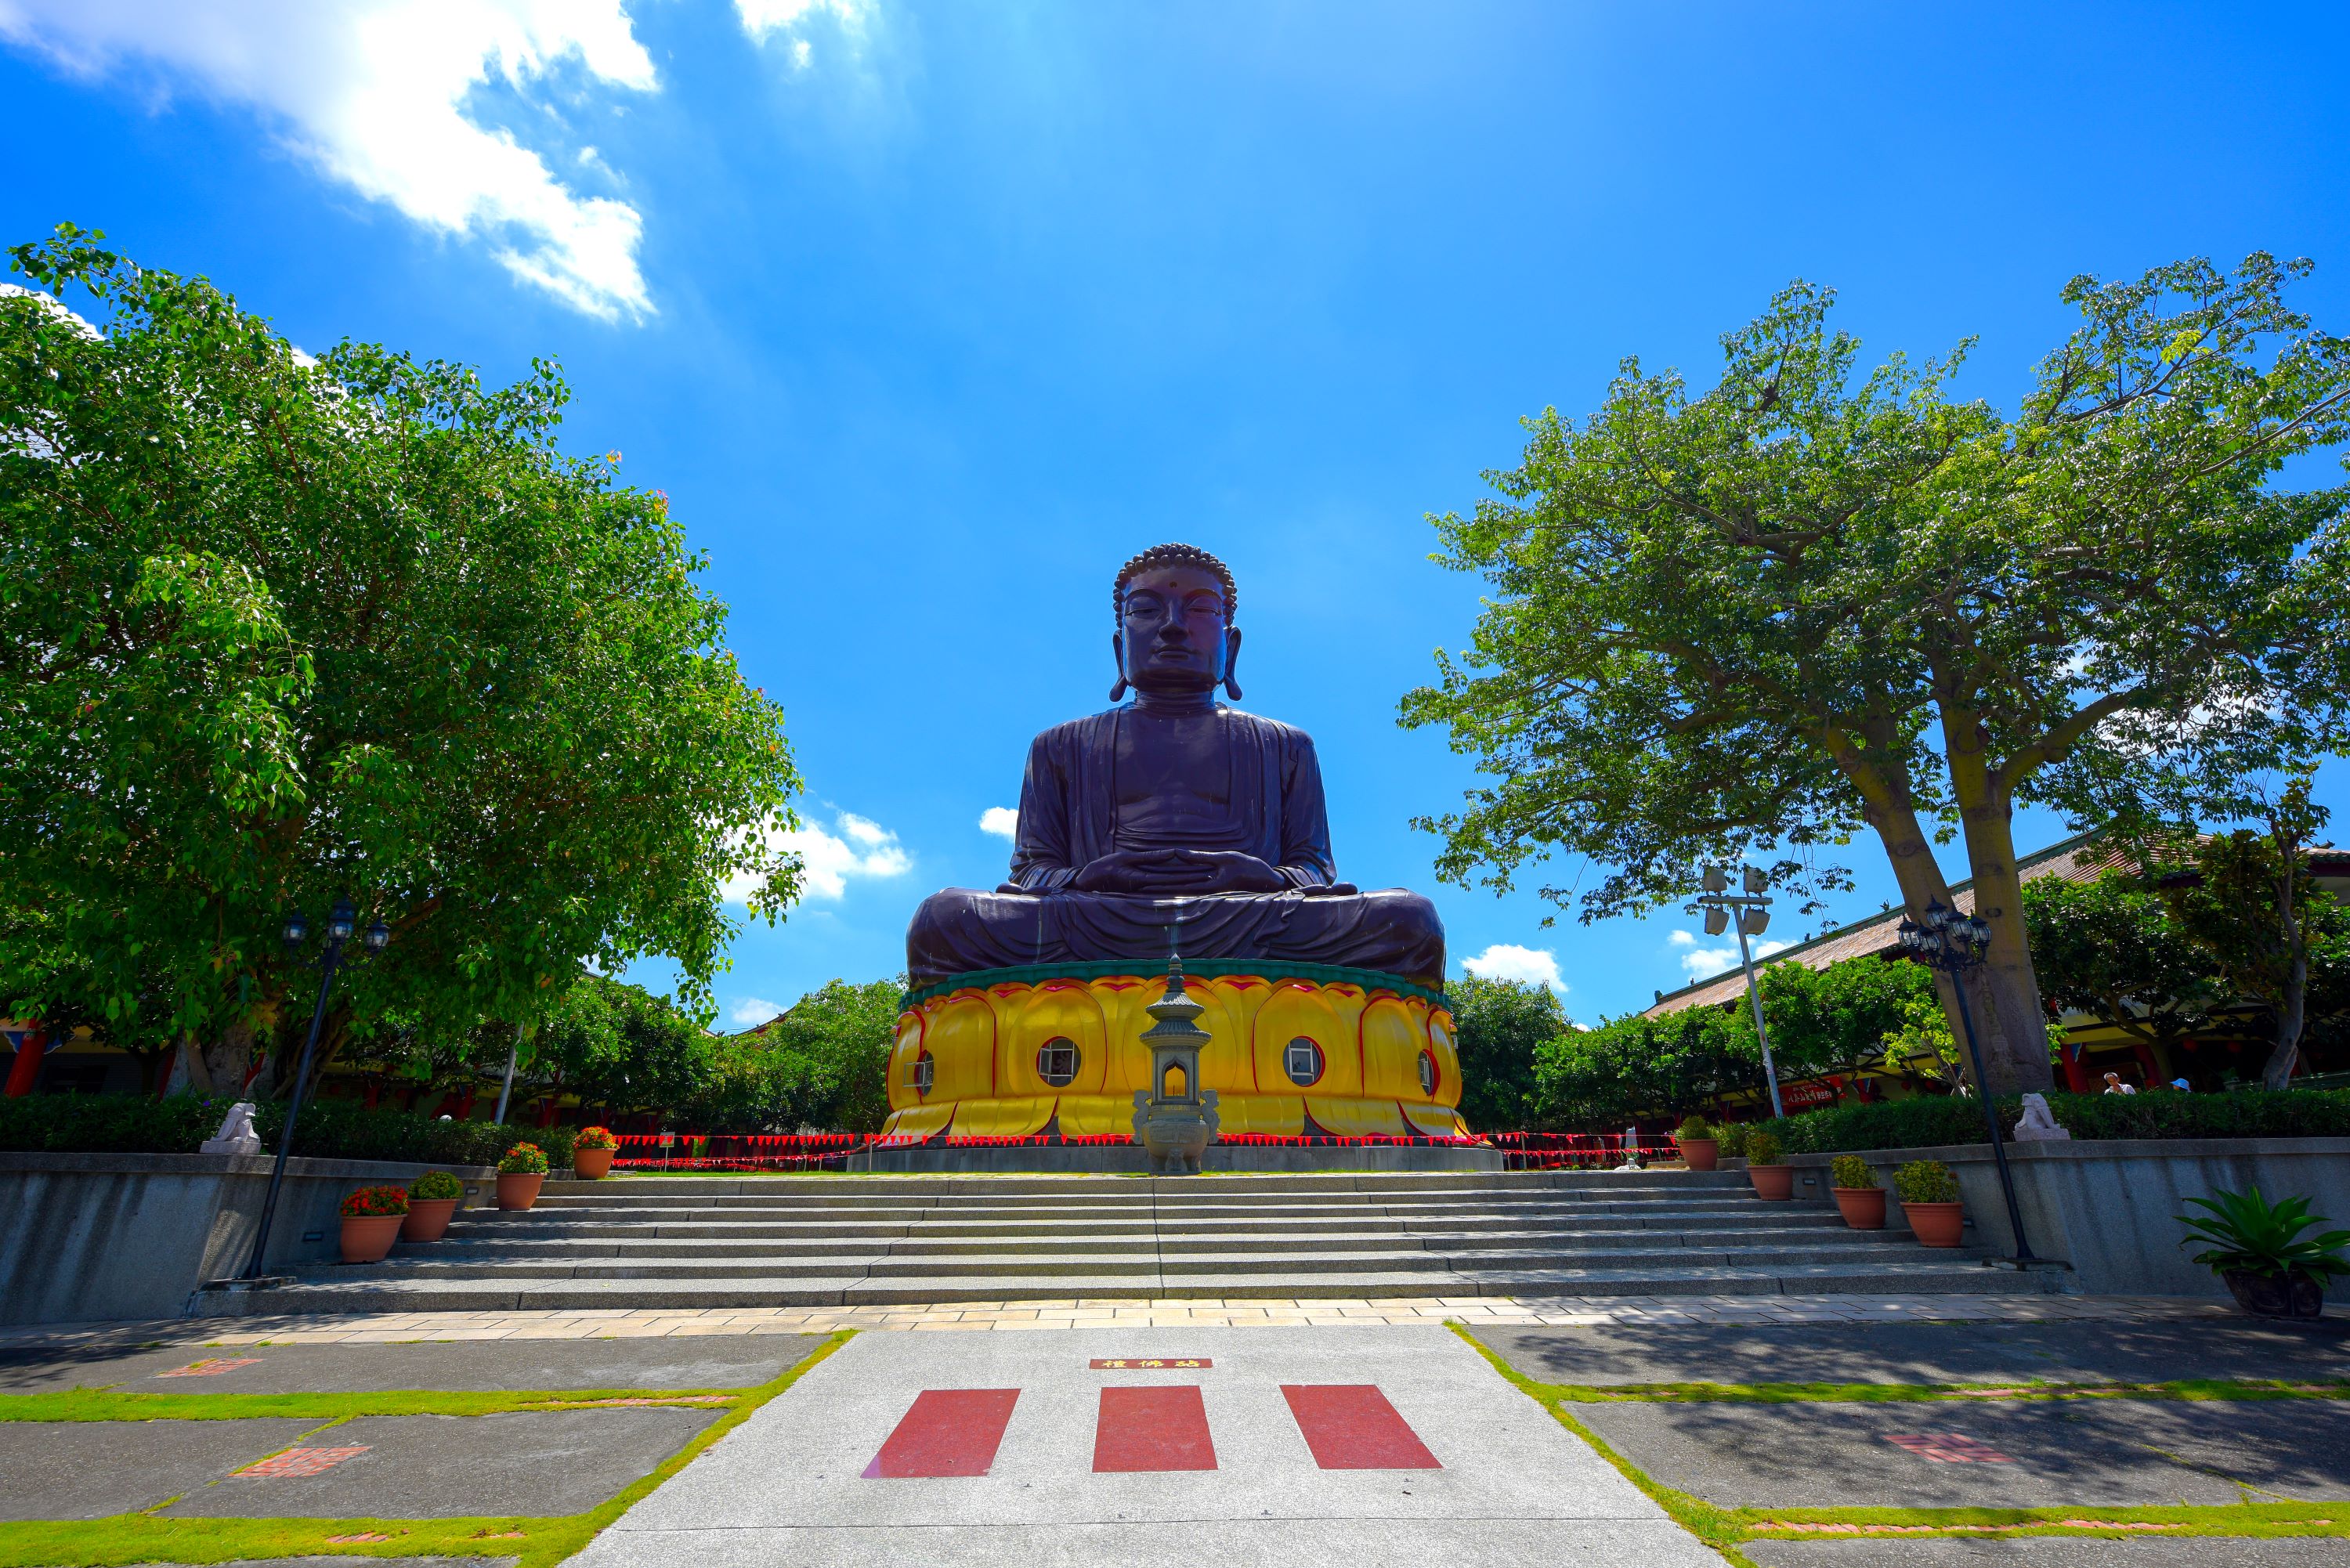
[883,963,1470,1145]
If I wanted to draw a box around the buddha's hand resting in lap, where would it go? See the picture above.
[1058,847,1291,894]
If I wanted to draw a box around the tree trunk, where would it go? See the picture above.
[1942,710,2056,1093]
[197,1022,256,1097]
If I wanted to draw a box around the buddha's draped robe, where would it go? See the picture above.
[906,706,1445,985]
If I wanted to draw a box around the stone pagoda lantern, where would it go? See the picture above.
[1132,954,1220,1174]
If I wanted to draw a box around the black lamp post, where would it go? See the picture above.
[239,897,391,1281]
[1896,898,2035,1263]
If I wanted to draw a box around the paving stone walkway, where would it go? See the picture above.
[1,1299,2340,1566]
[0,1291,2240,1349]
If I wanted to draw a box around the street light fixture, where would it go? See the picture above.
[1896,898,2036,1263]
[1696,864,1784,1119]
[240,895,389,1281]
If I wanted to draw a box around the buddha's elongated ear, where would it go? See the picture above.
[1222,625,1243,701]
[1108,630,1129,701]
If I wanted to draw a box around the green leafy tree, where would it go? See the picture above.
[1531,1006,1757,1127]
[0,228,804,1089]
[1445,974,1567,1131]
[2023,871,2218,1069]
[703,979,902,1133]
[2153,783,2345,1089]
[1753,954,1937,1082]
[1402,256,2350,1095]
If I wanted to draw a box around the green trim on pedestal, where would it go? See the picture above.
[901,959,1449,1011]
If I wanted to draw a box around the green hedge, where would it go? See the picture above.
[0,1092,574,1170]
[1773,1089,2350,1154]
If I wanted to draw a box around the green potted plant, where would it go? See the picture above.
[1744,1129,1791,1200]
[2177,1186,2350,1321]
[497,1141,550,1210]
[339,1184,409,1263]
[1830,1154,1885,1230]
[1675,1115,1719,1172]
[573,1125,620,1180]
[402,1169,465,1241]
[1895,1159,1964,1246]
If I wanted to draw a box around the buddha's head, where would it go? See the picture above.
[1110,543,1242,702]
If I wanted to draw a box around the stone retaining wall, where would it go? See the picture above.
[0,1151,494,1325]
[1784,1137,2350,1301]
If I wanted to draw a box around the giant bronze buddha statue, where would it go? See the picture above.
[887,544,1464,1143]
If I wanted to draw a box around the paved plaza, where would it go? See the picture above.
[0,1294,2341,1566]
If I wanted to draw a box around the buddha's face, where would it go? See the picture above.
[1115,564,1239,695]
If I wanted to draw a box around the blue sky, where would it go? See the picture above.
[5,2,2347,1028]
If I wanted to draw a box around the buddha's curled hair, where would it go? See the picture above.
[1112,543,1236,624]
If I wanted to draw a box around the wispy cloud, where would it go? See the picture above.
[735,0,873,68]
[978,806,1018,841]
[1461,943,1567,995]
[730,995,782,1027]
[0,0,659,319]
[1672,931,1793,979]
[724,808,912,904]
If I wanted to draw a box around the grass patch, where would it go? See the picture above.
[1448,1322,2350,1551]
[1549,1378,2350,1404]
[0,1328,853,1567]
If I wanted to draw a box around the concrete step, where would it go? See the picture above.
[195,1257,2039,1316]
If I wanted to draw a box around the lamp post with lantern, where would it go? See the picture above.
[1697,865,1785,1119]
[239,896,391,1281]
[1896,898,2037,1263]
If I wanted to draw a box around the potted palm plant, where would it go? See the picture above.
[401,1169,465,1241]
[497,1141,550,1210]
[2177,1186,2350,1321]
[1675,1115,1719,1172]
[1830,1154,1885,1229]
[339,1184,409,1263]
[1896,1159,1965,1246]
[573,1125,620,1180]
[1744,1129,1792,1200]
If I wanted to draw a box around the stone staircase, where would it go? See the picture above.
[194,1170,2052,1316]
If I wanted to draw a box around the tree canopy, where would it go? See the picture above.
[0,227,803,1083]
[1444,974,1567,1131]
[1404,255,2350,1093]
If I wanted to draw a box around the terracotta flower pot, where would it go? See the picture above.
[2223,1269,2326,1321]
[1902,1200,1965,1247]
[1679,1138,1719,1172]
[1833,1186,1886,1230]
[400,1197,460,1242]
[573,1147,614,1180]
[339,1213,404,1263]
[497,1172,545,1211]
[1748,1164,1794,1201]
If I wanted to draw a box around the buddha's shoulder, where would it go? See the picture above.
[1215,706,1316,748]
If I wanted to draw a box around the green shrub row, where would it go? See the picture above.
[1771,1088,2350,1154]
[0,1092,574,1170]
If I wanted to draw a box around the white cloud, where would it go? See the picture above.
[730,995,782,1027]
[723,809,912,905]
[736,0,873,63]
[1461,943,1566,994]
[1676,936,1794,979]
[0,0,658,319]
[978,806,1018,841]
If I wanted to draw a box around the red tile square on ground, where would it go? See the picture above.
[1281,1385,1442,1470]
[1882,1433,2016,1464]
[1093,1386,1217,1472]
[233,1446,371,1479]
[862,1389,1021,1479]
[156,1358,261,1378]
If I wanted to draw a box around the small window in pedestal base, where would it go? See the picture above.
[1418,1048,1438,1097]
[909,1051,935,1097]
[1285,1037,1324,1088]
[1037,1037,1080,1088]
